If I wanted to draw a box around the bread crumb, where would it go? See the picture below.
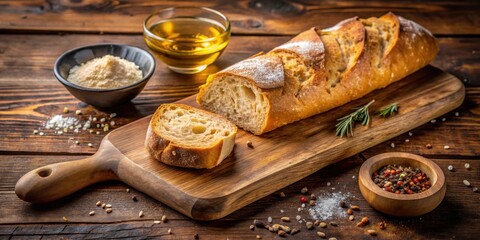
[68,55,142,89]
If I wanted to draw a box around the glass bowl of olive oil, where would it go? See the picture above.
[143,7,230,74]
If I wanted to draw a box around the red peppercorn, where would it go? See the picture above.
[300,196,307,203]
[390,170,396,175]
[407,189,413,194]
[397,181,403,186]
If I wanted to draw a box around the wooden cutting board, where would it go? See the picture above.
[15,66,464,220]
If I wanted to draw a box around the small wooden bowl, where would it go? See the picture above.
[358,152,446,217]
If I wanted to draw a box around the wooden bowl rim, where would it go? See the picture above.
[359,152,445,201]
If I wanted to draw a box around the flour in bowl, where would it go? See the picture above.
[67,55,143,89]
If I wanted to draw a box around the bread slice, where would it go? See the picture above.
[145,103,237,169]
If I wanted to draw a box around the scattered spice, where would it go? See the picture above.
[95,201,102,207]
[247,141,254,149]
[473,187,479,193]
[132,195,138,202]
[105,204,112,208]
[339,201,346,208]
[356,217,369,227]
[161,215,168,223]
[281,217,290,222]
[373,164,431,194]
[101,203,106,209]
[317,231,326,238]
[444,145,450,150]
[463,180,471,187]
[378,221,387,230]
[367,229,377,236]
[62,216,68,222]
[278,230,286,237]
[329,222,338,227]
[448,165,454,171]
[154,220,161,224]
[267,216,272,223]
[306,221,314,230]
[89,211,95,216]
[301,187,308,194]
[63,107,69,113]
[309,200,316,206]
[75,110,82,115]
[291,228,300,235]
[88,143,93,147]
[349,215,355,221]
[138,210,144,217]
[256,235,261,239]
[347,208,354,215]
[319,222,327,228]
[106,208,112,213]
[167,228,172,235]
[464,163,470,169]
[350,205,360,211]
[310,194,316,200]
[300,196,308,203]
[126,188,130,193]
[279,192,286,198]
[254,219,265,228]
[426,144,432,149]
[194,233,199,239]
[250,225,255,230]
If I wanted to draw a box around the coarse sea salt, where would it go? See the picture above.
[308,192,352,220]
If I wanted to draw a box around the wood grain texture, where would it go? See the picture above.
[1,155,479,239]
[0,0,479,35]
[13,66,465,220]
[0,34,478,154]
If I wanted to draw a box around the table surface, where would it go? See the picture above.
[1,1,479,239]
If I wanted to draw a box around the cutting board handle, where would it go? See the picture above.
[15,140,121,204]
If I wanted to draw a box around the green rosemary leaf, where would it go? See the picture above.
[336,100,375,137]
[377,103,398,117]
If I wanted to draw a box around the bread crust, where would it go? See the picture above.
[145,104,237,169]
[197,13,439,135]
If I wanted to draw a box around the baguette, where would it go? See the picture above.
[145,103,237,169]
[196,12,439,135]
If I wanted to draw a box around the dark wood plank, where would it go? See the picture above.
[1,155,479,239]
[0,1,479,35]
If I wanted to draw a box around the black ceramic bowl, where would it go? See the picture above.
[54,44,155,108]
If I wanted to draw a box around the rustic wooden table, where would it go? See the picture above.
[1,1,479,239]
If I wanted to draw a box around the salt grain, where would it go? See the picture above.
[431,119,437,123]
[408,132,413,137]
[308,192,351,220]
[390,143,395,148]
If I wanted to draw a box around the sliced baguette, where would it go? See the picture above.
[145,103,237,169]
[196,13,438,135]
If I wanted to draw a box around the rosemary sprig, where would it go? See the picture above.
[377,103,398,117]
[336,100,375,137]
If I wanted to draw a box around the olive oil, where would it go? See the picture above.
[144,17,230,74]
